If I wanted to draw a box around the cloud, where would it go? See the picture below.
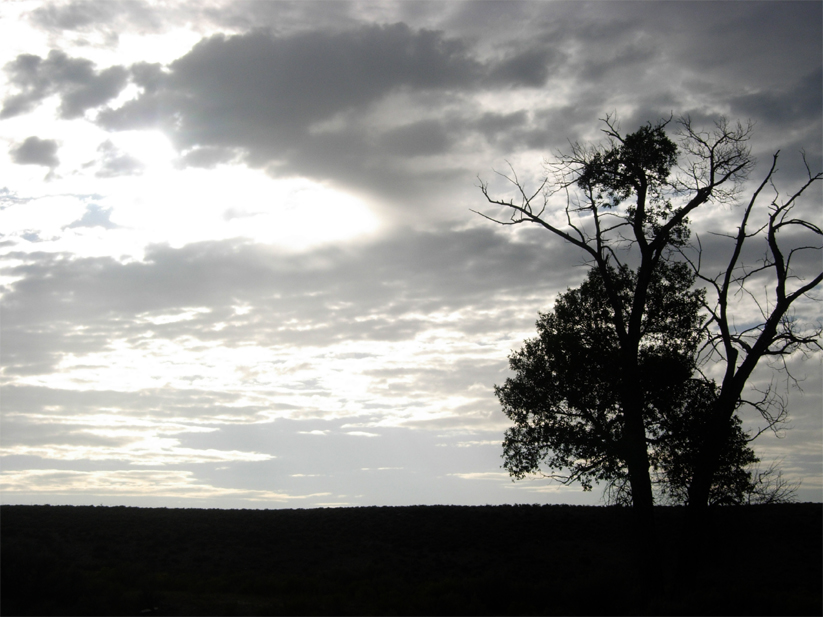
[91,140,145,177]
[488,47,559,87]
[0,383,274,425]
[1,50,129,119]
[3,443,272,466]
[0,418,134,449]
[9,137,60,167]
[28,0,162,34]
[0,468,321,502]
[10,9,819,226]
[0,225,583,373]
[0,224,582,465]
[448,471,509,481]
[730,69,823,129]
[82,24,568,216]
[379,119,454,158]
[99,24,483,138]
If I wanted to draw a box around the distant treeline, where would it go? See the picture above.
[1,503,820,615]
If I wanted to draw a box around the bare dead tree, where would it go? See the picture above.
[678,142,822,512]
[745,459,801,505]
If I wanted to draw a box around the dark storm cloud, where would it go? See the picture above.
[1,50,129,119]
[9,136,60,167]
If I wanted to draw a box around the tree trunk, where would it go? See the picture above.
[687,375,748,512]
[677,412,731,594]
[687,442,720,513]
[620,365,658,573]
[617,331,656,535]
[687,404,733,512]
[622,404,661,605]
[618,344,655,508]
[625,414,655,517]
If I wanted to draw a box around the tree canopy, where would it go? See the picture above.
[497,261,766,506]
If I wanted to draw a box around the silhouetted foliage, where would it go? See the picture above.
[498,262,772,506]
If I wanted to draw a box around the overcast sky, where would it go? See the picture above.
[1,0,821,509]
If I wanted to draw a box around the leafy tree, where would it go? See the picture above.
[498,261,768,506]
[477,116,820,526]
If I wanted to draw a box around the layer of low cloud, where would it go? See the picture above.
[0,226,583,376]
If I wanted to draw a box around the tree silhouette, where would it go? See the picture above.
[497,261,774,507]
[477,116,820,530]
[676,128,822,513]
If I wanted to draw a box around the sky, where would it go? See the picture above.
[1,0,821,509]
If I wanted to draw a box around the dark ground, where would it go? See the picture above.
[1,503,820,616]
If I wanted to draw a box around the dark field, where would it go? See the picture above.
[1,503,820,616]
